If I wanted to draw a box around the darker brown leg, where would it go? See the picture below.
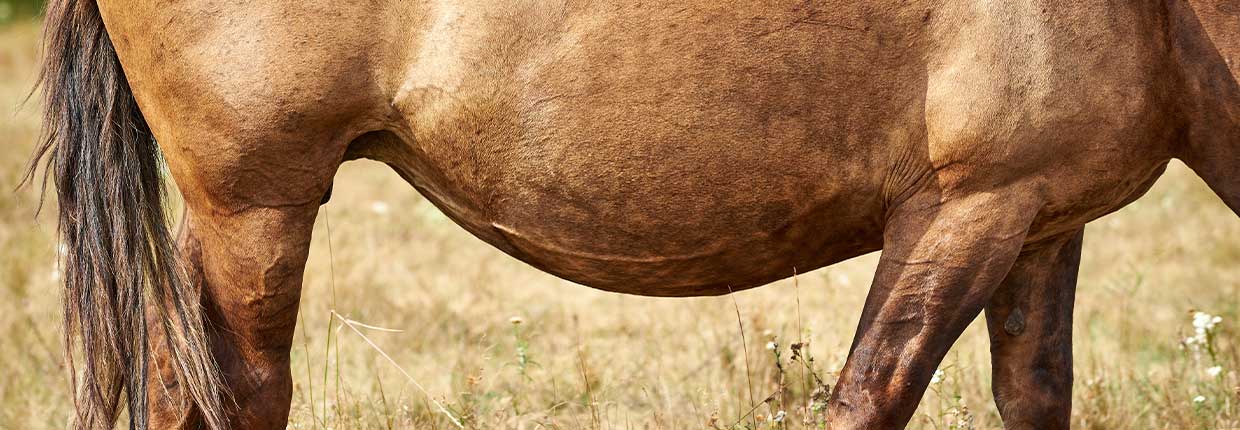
[984,229,1082,430]
[148,204,318,429]
[1171,0,1240,218]
[826,191,1040,429]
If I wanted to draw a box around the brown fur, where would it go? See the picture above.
[32,0,1239,428]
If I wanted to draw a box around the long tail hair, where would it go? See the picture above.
[25,0,228,428]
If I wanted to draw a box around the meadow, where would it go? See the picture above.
[1,17,1238,429]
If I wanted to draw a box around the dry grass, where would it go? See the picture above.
[1,19,1238,429]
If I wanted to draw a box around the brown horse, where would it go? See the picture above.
[27,0,1238,428]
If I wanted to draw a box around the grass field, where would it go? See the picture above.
[1,18,1238,429]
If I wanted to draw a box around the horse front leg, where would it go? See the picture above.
[147,202,319,429]
[984,229,1082,430]
[826,190,1040,429]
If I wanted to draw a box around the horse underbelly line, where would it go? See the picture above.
[490,222,726,265]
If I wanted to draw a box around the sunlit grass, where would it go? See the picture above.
[0,19,1237,429]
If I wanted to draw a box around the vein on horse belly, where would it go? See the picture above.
[490,221,726,264]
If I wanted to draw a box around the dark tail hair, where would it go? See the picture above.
[25,1,228,428]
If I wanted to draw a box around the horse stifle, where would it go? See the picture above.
[26,0,1238,428]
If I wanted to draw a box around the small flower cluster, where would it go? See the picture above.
[943,405,975,430]
[1181,311,1223,353]
[753,410,787,426]
[1180,310,1229,409]
[1205,365,1223,378]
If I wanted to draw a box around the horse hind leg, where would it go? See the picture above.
[148,202,320,428]
[144,120,344,427]
[984,229,1083,430]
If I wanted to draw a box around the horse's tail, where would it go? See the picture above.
[25,0,228,428]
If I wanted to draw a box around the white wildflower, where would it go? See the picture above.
[930,369,945,385]
[766,341,778,351]
[1192,395,1206,404]
[772,410,786,423]
[1193,312,1220,333]
[369,200,391,215]
[1206,366,1223,377]
[1184,311,1223,353]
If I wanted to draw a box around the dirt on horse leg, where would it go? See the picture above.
[147,204,318,429]
[984,229,1083,430]
[826,190,1040,429]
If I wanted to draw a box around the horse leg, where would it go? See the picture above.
[1171,0,1240,217]
[146,201,319,428]
[983,229,1082,430]
[826,190,1039,429]
[137,112,339,427]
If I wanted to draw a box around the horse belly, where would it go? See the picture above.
[402,82,894,296]
[475,178,883,297]
[384,1,934,295]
